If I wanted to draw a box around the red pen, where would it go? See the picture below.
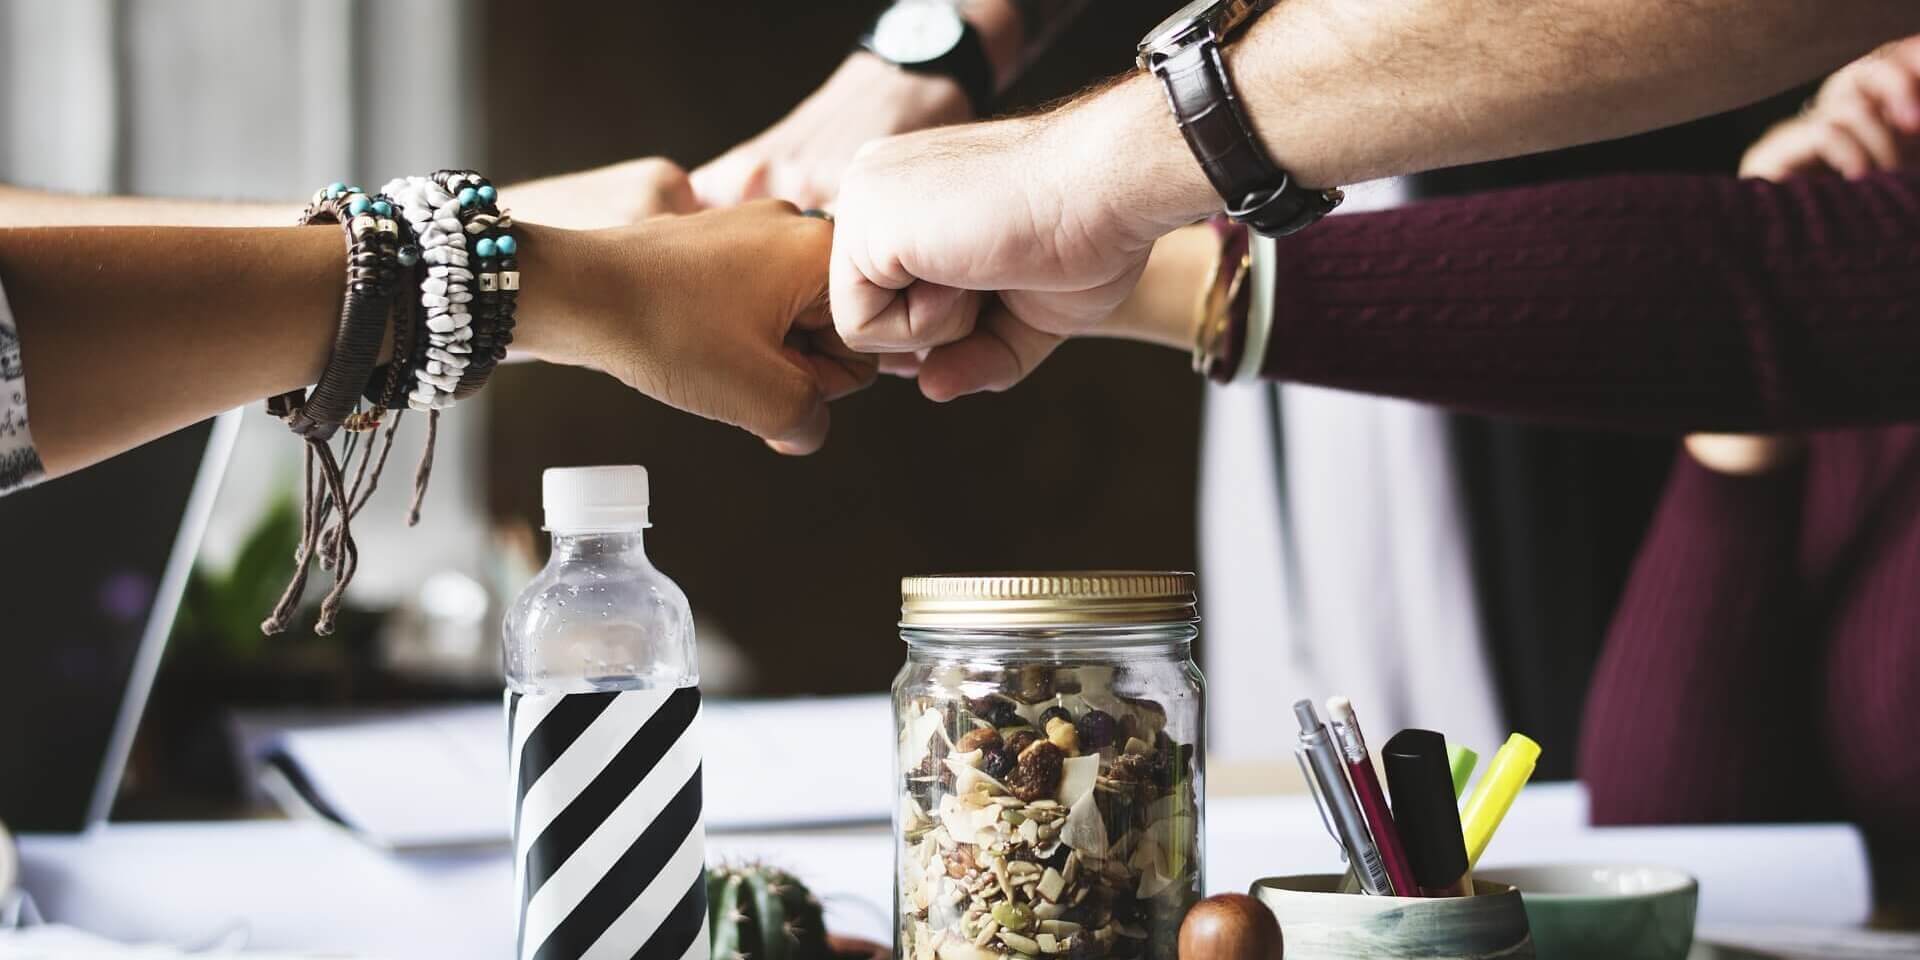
[1326,696,1418,897]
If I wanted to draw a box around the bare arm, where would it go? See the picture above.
[4,204,866,477]
[831,0,1920,398]
[690,0,1090,208]
[0,159,700,230]
[1107,0,1920,233]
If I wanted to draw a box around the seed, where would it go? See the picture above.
[991,900,1034,932]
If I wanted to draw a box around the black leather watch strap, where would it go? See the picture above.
[861,19,995,118]
[1154,40,1342,237]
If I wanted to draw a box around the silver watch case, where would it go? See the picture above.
[1136,0,1259,70]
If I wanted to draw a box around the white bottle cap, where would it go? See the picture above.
[543,465,650,531]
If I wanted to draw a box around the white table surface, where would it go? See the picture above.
[12,783,1875,959]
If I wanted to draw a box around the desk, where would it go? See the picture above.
[15,784,1875,958]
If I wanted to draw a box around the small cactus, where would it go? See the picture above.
[708,862,831,960]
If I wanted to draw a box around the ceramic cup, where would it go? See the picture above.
[1477,864,1698,960]
[1250,874,1535,959]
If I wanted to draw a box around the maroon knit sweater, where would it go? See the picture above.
[1262,171,1920,431]
[1259,171,1920,836]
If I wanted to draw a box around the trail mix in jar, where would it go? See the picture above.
[898,666,1199,960]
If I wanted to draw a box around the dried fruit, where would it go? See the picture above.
[956,726,1004,754]
[1046,716,1081,754]
[1107,754,1152,784]
[1008,740,1066,802]
[1014,665,1056,703]
[1076,709,1119,751]
[968,696,1020,728]
[1005,727,1041,756]
[981,745,1016,780]
[1039,705,1074,728]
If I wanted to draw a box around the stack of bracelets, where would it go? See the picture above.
[262,171,518,636]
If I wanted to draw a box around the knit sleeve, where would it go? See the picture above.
[0,274,46,494]
[1259,171,1920,431]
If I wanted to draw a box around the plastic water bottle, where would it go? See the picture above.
[503,465,707,960]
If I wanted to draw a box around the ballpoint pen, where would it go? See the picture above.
[1448,743,1479,800]
[1383,728,1475,897]
[1460,732,1541,868]
[1294,699,1393,896]
[1325,696,1415,898]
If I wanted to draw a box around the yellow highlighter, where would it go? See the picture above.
[1459,733,1541,868]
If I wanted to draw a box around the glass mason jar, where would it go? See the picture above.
[893,572,1206,960]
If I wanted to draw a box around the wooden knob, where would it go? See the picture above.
[1179,893,1284,960]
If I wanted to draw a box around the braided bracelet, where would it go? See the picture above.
[268,183,404,439]
[262,181,406,637]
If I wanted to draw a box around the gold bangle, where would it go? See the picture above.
[1193,216,1251,376]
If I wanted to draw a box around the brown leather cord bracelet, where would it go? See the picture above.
[271,192,403,439]
[262,185,404,637]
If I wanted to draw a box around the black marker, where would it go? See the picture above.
[1382,728,1475,898]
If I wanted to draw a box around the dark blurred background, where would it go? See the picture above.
[0,0,1813,823]
[482,0,1201,698]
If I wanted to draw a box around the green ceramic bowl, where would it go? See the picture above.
[1251,874,1535,959]
[1477,864,1698,960]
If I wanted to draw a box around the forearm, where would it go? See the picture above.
[4,223,586,476]
[1253,171,1920,431]
[1071,0,1920,235]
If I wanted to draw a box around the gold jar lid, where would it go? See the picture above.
[900,571,1198,628]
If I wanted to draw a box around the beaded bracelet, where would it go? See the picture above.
[426,169,518,400]
[381,174,475,411]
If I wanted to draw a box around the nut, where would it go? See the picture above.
[956,727,1004,754]
[1007,740,1066,802]
[1046,717,1081,754]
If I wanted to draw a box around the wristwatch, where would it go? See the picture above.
[862,2,995,117]
[1137,0,1343,237]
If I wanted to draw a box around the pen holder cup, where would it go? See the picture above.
[1250,874,1535,960]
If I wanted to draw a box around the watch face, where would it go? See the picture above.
[871,2,965,66]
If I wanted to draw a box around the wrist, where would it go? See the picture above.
[841,50,976,127]
[1052,75,1221,245]
[510,223,649,369]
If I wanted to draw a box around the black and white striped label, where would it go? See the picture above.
[507,686,708,960]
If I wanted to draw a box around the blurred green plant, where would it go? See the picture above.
[171,494,304,659]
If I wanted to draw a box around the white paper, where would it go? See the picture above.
[260,695,894,848]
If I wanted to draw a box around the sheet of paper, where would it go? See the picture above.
[1694,924,1920,960]
[0,925,351,959]
[259,694,895,848]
